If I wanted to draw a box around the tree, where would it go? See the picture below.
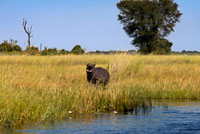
[152,38,172,54]
[22,18,33,47]
[71,45,85,54]
[117,0,182,54]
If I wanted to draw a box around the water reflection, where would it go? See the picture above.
[1,101,200,134]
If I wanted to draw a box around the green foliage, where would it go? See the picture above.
[41,47,58,55]
[41,47,48,55]
[152,39,172,55]
[47,48,57,55]
[59,49,70,55]
[12,45,22,52]
[117,0,182,54]
[41,48,69,55]
[24,46,39,55]
[71,45,85,55]
[0,39,22,53]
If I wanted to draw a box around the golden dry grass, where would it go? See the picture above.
[0,54,200,126]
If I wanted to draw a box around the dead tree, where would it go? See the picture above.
[22,18,33,47]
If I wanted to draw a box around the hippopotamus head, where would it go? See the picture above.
[86,63,96,73]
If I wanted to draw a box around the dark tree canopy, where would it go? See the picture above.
[117,0,182,54]
[71,45,85,55]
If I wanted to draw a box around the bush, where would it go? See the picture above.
[41,47,59,55]
[41,47,48,55]
[13,45,22,52]
[24,46,39,55]
[41,47,70,56]
[71,45,85,55]
[59,49,70,55]
[0,40,22,53]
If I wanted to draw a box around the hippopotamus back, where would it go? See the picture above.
[86,64,110,86]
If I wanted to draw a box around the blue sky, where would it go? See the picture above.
[0,0,200,51]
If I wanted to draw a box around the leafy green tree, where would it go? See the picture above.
[117,0,182,54]
[71,45,85,54]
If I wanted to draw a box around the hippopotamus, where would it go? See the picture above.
[86,63,110,86]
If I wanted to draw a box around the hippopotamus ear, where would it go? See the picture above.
[87,63,95,67]
[87,63,91,67]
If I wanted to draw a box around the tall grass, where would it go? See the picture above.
[0,54,200,126]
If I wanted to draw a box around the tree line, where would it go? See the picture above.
[0,39,199,55]
[0,39,85,55]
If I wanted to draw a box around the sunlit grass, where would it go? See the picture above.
[0,54,200,126]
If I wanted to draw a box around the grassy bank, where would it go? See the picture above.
[0,54,200,126]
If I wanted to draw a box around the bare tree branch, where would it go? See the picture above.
[22,18,33,47]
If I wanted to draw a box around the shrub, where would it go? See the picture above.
[24,46,39,55]
[41,47,62,55]
[59,49,69,55]
[0,40,22,53]
[45,48,58,55]
[41,48,70,56]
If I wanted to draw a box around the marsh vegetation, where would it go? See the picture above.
[0,54,200,126]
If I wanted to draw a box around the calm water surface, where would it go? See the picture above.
[2,102,200,134]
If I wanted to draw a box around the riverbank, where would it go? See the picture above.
[2,101,200,134]
[0,54,200,126]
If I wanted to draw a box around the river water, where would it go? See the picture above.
[2,101,200,134]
